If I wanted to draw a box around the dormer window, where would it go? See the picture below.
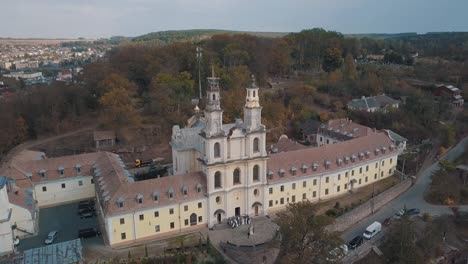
[136,193,143,204]
[337,158,343,166]
[152,192,159,202]
[117,197,124,208]
[382,147,387,154]
[279,169,285,177]
[390,144,395,151]
[351,155,357,162]
[267,170,274,179]
[290,166,297,176]
[375,148,380,155]
[196,183,202,193]
[312,163,318,171]
[301,164,308,173]
[76,164,81,174]
[58,166,64,176]
[324,160,331,169]
[365,151,371,158]
[182,186,188,196]
[39,169,46,178]
[344,157,350,164]
[359,153,364,160]
[168,188,174,199]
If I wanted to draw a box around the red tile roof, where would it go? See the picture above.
[267,131,397,183]
[271,135,308,153]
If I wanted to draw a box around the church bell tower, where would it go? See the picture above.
[243,75,262,132]
[203,67,223,137]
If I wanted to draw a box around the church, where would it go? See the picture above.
[0,70,406,252]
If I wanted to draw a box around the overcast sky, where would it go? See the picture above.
[2,0,467,39]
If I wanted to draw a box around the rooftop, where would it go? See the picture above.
[348,94,399,110]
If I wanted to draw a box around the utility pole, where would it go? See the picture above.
[196,46,202,100]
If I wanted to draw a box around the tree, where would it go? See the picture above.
[99,87,141,127]
[383,215,423,264]
[14,116,29,144]
[276,201,343,264]
[319,112,329,122]
[322,47,343,72]
[343,54,357,81]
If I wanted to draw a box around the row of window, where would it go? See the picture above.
[41,178,93,192]
[214,165,260,189]
[120,203,203,224]
[268,169,393,196]
[213,138,260,158]
[120,216,203,240]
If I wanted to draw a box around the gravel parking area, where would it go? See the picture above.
[17,201,103,251]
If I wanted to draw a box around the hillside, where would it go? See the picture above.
[131,29,288,44]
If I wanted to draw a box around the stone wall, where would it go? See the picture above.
[327,179,412,233]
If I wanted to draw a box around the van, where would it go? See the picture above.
[363,221,382,239]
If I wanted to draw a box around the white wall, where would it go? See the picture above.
[11,204,34,238]
[34,176,95,207]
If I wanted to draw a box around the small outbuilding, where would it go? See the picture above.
[93,130,116,149]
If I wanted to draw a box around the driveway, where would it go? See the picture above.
[342,136,468,243]
[17,201,103,251]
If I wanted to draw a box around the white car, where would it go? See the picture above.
[44,231,58,245]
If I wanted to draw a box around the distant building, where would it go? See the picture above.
[433,84,464,108]
[347,95,400,113]
[1,61,12,70]
[3,71,42,80]
[56,69,73,81]
[93,131,116,149]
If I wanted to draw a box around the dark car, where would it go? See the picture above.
[78,207,95,215]
[348,235,364,250]
[78,228,101,239]
[78,200,95,210]
[405,208,420,216]
[80,211,95,219]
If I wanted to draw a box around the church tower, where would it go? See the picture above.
[203,67,223,138]
[243,75,262,132]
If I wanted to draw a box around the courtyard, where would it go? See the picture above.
[17,201,103,252]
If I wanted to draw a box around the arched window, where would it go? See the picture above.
[233,168,241,185]
[253,90,256,97]
[212,94,216,100]
[190,213,197,226]
[214,142,220,158]
[253,165,260,182]
[214,171,222,188]
[253,138,260,153]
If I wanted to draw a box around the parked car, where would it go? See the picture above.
[405,208,420,216]
[78,228,101,239]
[363,221,382,239]
[78,207,95,215]
[44,231,58,244]
[392,209,405,220]
[78,200,95,210]
[80,211,95,219]
[348,235,364,250]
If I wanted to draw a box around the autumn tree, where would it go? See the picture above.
[322,47,343,72]
[383,215,423,264]
[276,201,343,264]
[14,116,29,144]
[343,54,358,81]
[99,87,141,127]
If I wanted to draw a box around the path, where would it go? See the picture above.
[0,125,97,173]
[342,136,468,242]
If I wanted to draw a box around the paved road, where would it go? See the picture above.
[342,137,468,243]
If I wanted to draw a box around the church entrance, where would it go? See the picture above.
[254,206,259,216]
[217,213,222,224]
[235,207,240,216]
